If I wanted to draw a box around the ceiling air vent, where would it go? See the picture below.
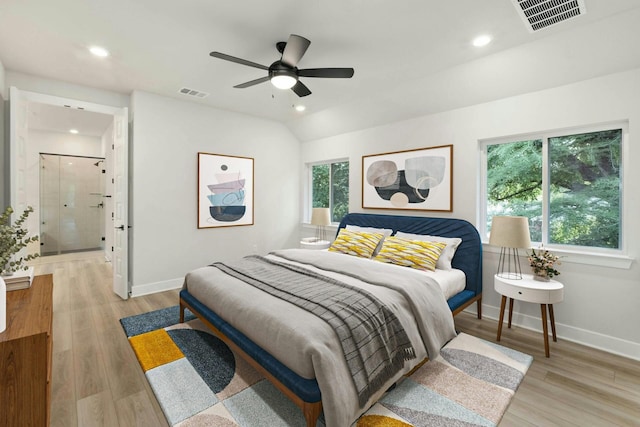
[511,0,586,32]
[178,87,209,98]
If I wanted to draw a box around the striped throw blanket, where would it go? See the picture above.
[211,255,416,407]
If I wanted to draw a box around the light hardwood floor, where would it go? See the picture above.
[33,252,640,426]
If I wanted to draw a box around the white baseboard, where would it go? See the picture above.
[130,277,183,298]
[463,305,640,362]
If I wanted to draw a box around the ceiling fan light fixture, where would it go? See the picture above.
[270,74,297,90]
[210,34,353,97]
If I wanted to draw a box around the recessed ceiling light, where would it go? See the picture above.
[294,105,306,112]
[472,35,492,47]
[69,129,79,134]
[89,46,110,57]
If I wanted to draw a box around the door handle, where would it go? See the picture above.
[116,225,125,230]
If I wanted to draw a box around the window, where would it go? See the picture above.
[481,125,624,252]
[310,160,349,223]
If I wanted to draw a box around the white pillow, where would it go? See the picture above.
[346,225,393,257]
[394,231,462,270]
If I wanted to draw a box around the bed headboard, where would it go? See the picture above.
[337,213,483,300]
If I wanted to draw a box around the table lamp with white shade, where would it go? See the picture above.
[489,215,532,280]
[310,207,331,242]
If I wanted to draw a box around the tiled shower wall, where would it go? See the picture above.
[40,154,105,255]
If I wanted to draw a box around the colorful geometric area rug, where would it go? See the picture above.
[120,306,533,427]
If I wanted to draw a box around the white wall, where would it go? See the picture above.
[301,68,640,360]
[1,59,6,207]
[129,91,301,296]
[7,71,129,109]
[0,58,6,100]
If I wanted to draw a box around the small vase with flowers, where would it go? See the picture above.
[528,246,561,281]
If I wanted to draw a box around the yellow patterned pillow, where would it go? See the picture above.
[373,236,447,271]
[328,229,384,258]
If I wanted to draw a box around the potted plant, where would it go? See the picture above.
[528,246,560,281]
[0,206,40,276]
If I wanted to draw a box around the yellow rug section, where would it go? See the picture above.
[129,328,184,371]
[357,415,412,426]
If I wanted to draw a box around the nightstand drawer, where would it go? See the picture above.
[495,278,563,304]
[496,280,543,302]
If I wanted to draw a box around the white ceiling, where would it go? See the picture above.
[27,102,113,137]
[2,0,640,141]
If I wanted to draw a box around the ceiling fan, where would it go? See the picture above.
[210,34,354,97]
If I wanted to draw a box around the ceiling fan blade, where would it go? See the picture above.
[281,34,311,68]
[298,68,355,78]
[233,76,270,88]
[291,81,312,97]
[210,52,269,70]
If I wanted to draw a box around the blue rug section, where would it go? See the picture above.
[120,305,195,337]
[224,379,323,427]
[386,404,491,427]
[146,357,218,425]
[380,378,493,427]
[167,328,236,393]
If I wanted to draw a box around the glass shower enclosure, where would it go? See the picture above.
[39,154,106,256]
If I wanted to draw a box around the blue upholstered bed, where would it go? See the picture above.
[180,213,483,427]
[337,213,483,316]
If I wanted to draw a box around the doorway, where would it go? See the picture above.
[9,87,130,299]
[39,154,106,256]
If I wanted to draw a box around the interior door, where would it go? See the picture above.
[112,110,129,299]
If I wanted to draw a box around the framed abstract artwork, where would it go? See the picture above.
[362,144,453,212]
[197,152,254,228]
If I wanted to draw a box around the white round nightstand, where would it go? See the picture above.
[300,238,331,250]
[494,274,564,357]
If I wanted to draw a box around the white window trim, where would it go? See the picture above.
[305,157,349,225]
[478,121,631,269]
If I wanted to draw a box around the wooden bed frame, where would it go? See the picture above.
[179,213,483,426]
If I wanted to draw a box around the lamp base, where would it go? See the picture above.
[496,271,524,280]
[496,247,524,280]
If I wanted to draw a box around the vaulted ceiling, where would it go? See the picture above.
[2,0,640,141]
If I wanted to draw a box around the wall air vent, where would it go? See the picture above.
[511,0,586,32]
[178,87,209,98]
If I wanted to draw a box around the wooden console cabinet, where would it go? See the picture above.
[0,274,53,426]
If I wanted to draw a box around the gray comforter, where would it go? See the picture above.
[183,249,457,427]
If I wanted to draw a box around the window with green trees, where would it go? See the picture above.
[482,126,623,251]
[311,160,349,223]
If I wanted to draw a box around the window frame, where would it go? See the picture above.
[306,158,350,224]
[479,122,629,260]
